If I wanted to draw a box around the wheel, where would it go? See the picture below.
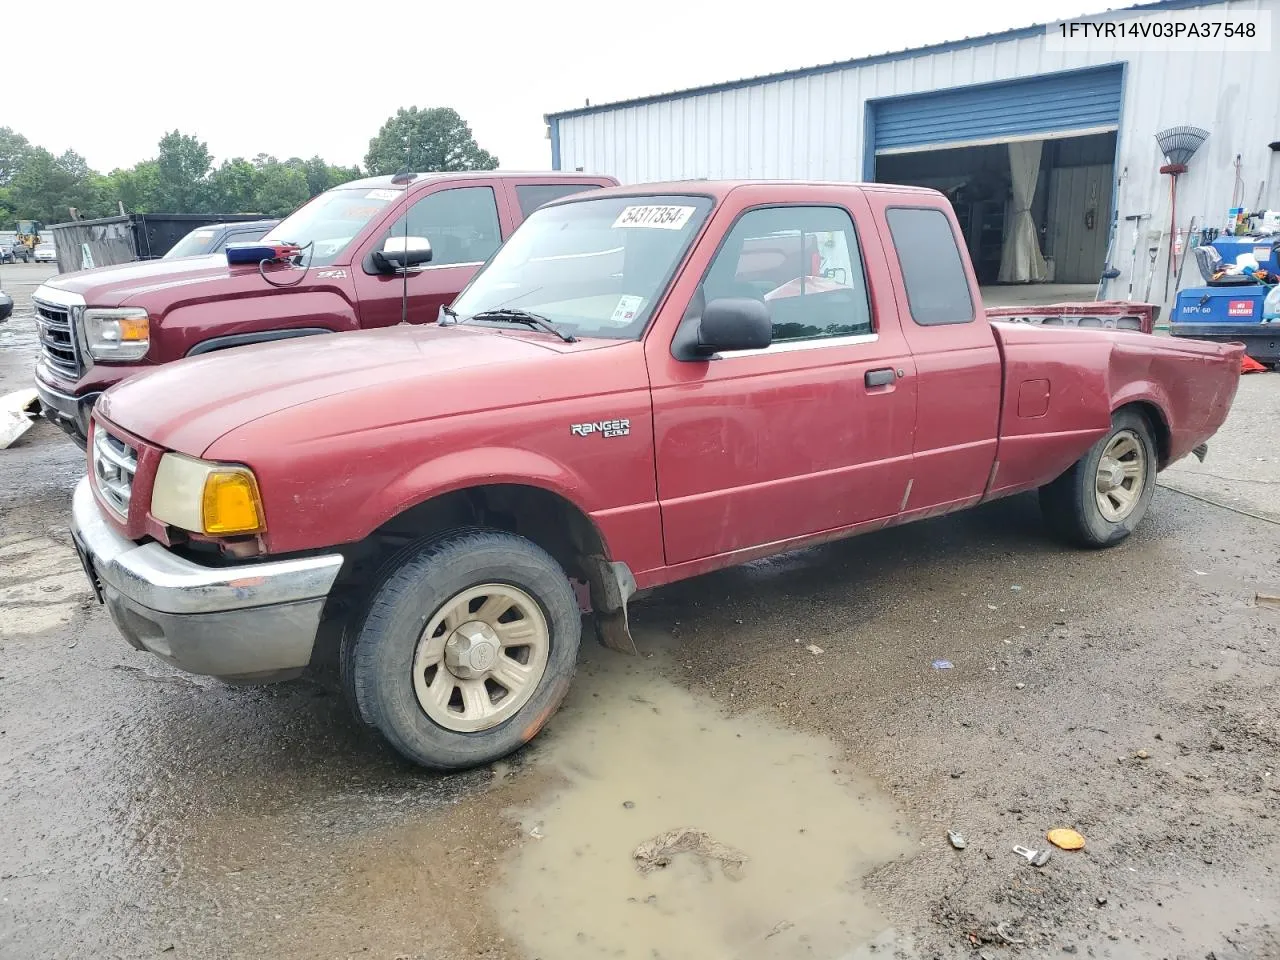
[1039,408,1157,548]
[344,528,581,770]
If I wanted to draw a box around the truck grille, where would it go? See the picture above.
[92,428,138,517]
[34,298,84,380]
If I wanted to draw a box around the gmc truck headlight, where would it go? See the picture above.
[84,307,150,360]
[151,453,266,536]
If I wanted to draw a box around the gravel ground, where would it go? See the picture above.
[1,262,1277,960]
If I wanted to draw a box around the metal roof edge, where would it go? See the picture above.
[543,0,1218,122]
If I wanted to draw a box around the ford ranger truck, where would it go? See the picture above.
[31,171,617,445]
[69,181,1243,772]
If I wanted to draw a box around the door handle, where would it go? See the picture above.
[865,368,897,388]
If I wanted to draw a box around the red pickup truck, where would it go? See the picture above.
[69,180,1242,772]
[31,171,617,445]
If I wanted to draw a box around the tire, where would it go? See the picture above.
[1039,408,1157,548]
[344,528,581,771]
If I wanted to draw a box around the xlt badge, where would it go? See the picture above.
[571,418,630,438]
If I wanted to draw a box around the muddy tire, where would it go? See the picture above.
[1039,408,1158,548]
[344,529,580,771]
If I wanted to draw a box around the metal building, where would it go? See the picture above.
[545,0,1277,304]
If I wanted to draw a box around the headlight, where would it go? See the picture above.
[84,307,149,361]
[151,453,265,536]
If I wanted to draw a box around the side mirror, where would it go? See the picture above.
[373,235,433,272]
[697,297,772,353]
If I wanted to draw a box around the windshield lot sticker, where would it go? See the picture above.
[612,205,695,230]
[365,189,400,201]
[571,418,630,438]
[609,295,645,325]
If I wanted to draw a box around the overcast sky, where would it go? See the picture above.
[10,0,1118,174]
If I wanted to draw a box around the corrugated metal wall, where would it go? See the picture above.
[553,0,1279,305]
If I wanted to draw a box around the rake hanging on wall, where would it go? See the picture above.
[1155,125,1210,300]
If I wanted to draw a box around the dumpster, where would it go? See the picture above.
[46,213,271,273]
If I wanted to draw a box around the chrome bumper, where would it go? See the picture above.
[70,476,344,682]
[33,374,96,447]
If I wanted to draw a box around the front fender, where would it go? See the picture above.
[154,291,359,360]
[359,445,604,543]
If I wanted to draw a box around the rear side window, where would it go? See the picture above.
[515,183,604,218]
[885,207,974,326]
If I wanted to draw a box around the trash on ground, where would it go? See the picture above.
[633,828,748,880]
[529,824,545,840]
[1193,570,1209,576]
[932,659,954,670]
[0,389,39,450]
[947,830,967,850]
[1256,592,1280,609]
[1010,585,1023,591]
[995,922,1025,945]
[805,643,824,656]
[1013,844,1051,866]
[1047,828,1086,850]
[765,920,794,939]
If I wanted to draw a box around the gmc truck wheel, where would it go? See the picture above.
[344,529,581,770]
[1039,408,1157,548]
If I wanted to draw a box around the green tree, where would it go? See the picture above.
[104,161,161,213]
[154,131,213,212]
[0,127,34,186]
[251,157,310,217]
[9,148,104,223]
[364,107,497,176]
[208,158,259,212]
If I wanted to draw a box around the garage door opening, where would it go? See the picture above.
[875,131,1116,293]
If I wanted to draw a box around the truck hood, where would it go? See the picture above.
[39,255,247,306]
[95,324,609,455]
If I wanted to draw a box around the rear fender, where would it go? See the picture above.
[1107,381,1173,465]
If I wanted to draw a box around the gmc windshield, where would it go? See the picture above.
[261,186,401,267]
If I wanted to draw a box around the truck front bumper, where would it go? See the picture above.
[34,375,98,446]
[70,476,345,683]
[1171,323,1280,363]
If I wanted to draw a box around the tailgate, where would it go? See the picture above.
[986,301,1157,334]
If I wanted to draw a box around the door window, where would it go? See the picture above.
[698,205,873,343]
[381,186,502,267]
[515,183,604,217]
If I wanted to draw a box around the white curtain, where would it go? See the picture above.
[998,140,1049,283]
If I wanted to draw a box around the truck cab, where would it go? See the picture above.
[32,171,617,444]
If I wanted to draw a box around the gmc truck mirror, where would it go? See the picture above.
[373,235,433,272]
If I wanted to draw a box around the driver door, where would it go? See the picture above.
[354,183,505,328]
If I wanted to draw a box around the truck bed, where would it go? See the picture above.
[986,300,1158,334]
[986,321,1243,500]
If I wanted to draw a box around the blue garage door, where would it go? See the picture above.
[872,65,1124,155]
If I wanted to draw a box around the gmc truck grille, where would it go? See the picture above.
[92,429,138,517]
[33,298,84,380]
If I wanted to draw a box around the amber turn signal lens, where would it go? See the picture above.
[202,470,265,535]
[117,315,149,342]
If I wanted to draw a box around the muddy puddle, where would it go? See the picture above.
[491,640,915,960]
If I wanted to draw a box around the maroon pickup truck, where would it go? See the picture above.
[69,180,1242,772]
[31,171,617,444]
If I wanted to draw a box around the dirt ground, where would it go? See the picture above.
[1,262,1278,960]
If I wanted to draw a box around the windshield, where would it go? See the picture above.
[260,186,402,267]
[451,194,714,340]
[163,226,222,260]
